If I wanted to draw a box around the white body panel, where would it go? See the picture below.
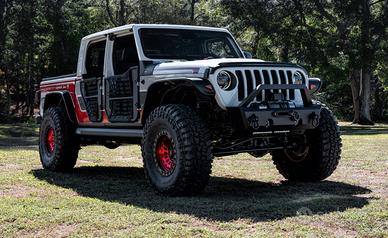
[69,24,310,114]
[153,59,264,74]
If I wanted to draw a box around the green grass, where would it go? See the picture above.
[0,122,387,237]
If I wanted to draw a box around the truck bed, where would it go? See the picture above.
[42,73,77,82]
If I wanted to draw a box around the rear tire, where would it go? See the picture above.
[272,106,342,181]
[142,104,213,196]
[39,107,79,172]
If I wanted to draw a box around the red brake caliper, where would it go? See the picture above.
[156,136,175,174]
[46,128,55,153]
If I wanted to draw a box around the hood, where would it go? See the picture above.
[152,58,265,76]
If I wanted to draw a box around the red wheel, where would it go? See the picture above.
[155,135,176,176]
[46,128,55,154]
[142,104,213,196]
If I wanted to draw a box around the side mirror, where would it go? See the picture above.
[243,51,253,59]
[308,78,322,94]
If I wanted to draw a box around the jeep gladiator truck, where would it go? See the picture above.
[38,24,341,196]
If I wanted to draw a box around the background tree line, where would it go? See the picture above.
[0,0,387,124]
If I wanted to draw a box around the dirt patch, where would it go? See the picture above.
[46,224,78,238]
[0,185,41,198]
[17,224,78,238]
[310,220,358,237]
[334,167,388,198]
[0,163,23,171]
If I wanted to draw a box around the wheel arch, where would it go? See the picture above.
[141,79,215,125]
[42,92,77,124]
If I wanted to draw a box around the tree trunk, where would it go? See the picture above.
[46,0,73,75]
[251,33,260,58]
[0,0,6,60]
[373,81,384,121]
[278,46,289,62]
[350,0,374,125]
[190,0,197,24]
[3,72,11,116]
[349,68,374,125]
[359,68,374,124]
[27,52,35,116]
[27,1,35,117]
[0,0,8,116]
[358,0,374,124]
[349,69,361,123]
[104,0,118,26]
[119,0,125,25]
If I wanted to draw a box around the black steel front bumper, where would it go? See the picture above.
[228,84,321,131]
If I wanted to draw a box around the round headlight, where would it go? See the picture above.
[293,71,304,85]
[217,71,232,90]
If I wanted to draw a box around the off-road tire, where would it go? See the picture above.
[272,106,342,181]
[142,104,213,196]
[39,107,79,171]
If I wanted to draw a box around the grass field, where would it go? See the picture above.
[0,123,387,237]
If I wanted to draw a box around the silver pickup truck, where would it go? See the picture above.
[38,24,342,196]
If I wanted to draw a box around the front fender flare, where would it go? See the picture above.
[141,78,215,124]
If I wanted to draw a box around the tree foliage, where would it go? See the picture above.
[223,0,388,123]
[0,0,387,123]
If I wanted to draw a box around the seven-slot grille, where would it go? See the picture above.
[233,68,300,102]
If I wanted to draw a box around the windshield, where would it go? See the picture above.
[139,28,243,61]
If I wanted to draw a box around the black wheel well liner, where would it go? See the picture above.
[141,79,215,125]
[43,92,77,124]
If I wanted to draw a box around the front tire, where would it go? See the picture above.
[39,107,79,172]
[272,106,342,181]
[142,104,213,196]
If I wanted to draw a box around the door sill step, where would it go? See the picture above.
[76,128,143,138]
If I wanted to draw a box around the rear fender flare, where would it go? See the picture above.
[42,92,77,124]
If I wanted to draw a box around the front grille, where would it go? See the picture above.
[234,69,296,102]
